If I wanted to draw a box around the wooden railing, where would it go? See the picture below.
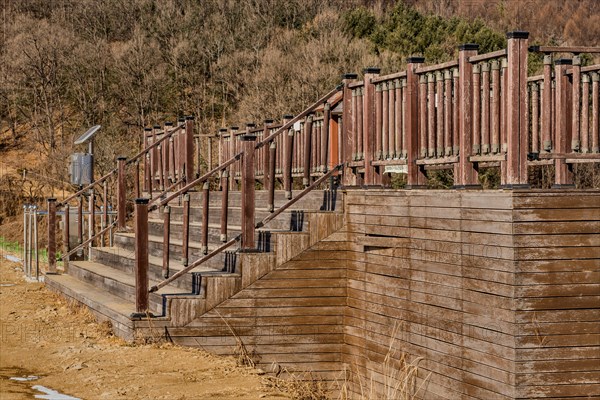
[47,119,195,273]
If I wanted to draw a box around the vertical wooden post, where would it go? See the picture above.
[133,198,149,316]
[502,32,530,188]
[143,128,151,192]
[164,122,173,181]
[63,204,70,269]
[218,128,227,166]
[455,44,481,189]
[134,160,140,199]
[553,58,574,187]
[341,73,358,186]
[162,205,170,278]
[581,74,590,153]
[117,157,127,231]
[303,115,313,187]
[88,188,95,251]
[541,55,553,152]
[263,120,273,187]
[362,67,381,186]
[185,116,195,182]
[77,196,83,250]
[592,73,599,153]
[491,60,501,153]
[201,181,209,254]
[47,198,57,274]
[240,132,256,251]
[405,57,427,188]
[221,169,230,241]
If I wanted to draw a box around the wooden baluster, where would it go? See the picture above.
[357,88,364,160]
[47,198,57,273]
[312,121,319,173]
[554,58,573,187]
[427,73,436,157]
[388,80,396,159]
[283,116,293,199]
[481,62,491,154]
[185,116,194,182]
[201,181,209,255]
[572,55,581,152]
[531,83,540,154]
[162,205,170,278]
[452,68,460,156]
[221,170,230,241]
[581,74,590,153]
[375,83,383,160]
[102,181,108,246]
[263,120,273,186]
[77,196,83,250]
[63,204,70,269]
[158,141,165,191]
[181,193,190,266]
[419,75,427,158]
[322,103,330,171]
[89,188,95,251]
[444,70,453,155]
[382,82,389,159]
[351,89,358,160]
[268,142,277,212]
[134,198,149,315]
[395,79,403,158]
[117,157,126,231]
[143,128,151,192]
[491,60,501,154]
[435,71,444,157]
[134,160,140,198]
[541,55,552,152]
[472,64,482,155]
[341,73,358,186]
[303,115,313,187]
[164,122,172,182]
[592,72,599,153]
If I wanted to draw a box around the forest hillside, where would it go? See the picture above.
[0,0,598,222]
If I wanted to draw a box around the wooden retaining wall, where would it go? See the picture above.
[168,190,599,399]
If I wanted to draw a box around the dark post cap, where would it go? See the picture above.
[246,123,256,128]
[507,31,529,39]
[240,135,257,141]
[117,156,127,161]
[342,73,358,80]
[153,125,161,129]
[165,122,173,126]
[230,126,239,130]
[363,67,381,74]
[264,119,274,124]
[554,58,573,65]
[283,114,294,120]
[406,56,425,64]
[458,43,479,51]
[186,116,194,120]
[144,127,152,131]
[178,117,185,122]
[219,128,228,132]
[47,198,57,202]
[135,198,150,205]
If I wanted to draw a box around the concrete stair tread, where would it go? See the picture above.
[69,260,190,295]
[94,247,229,275]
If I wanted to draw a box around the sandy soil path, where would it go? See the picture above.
[0,254,290,400]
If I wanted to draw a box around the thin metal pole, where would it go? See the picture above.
[47,198,57,274]
[27,206,32,277]
[22,205,27,271]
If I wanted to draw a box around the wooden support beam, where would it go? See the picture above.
[240,131,256,251]
[362,67,381,186]
[405,57,427,188]
[553,58,574,187]
[133,198,149,316]
[341,73,358,186]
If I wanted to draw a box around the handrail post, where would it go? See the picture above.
[117,156,127,231]
[221,169,230,241]
[553,57,574,187]
[133,198,150,317]
[303,115,314,187]
[201,181,210,254]
[282,115,293,199]
[503,31,530,188]
[262,120,273,190]
[405,57,427,188]
[455,44,481,189]
[240,130,257,251]
[362,67,381,186]
[341,73,358,186]
[185,116,195,182]
[63,204,70,270]
[47,198,57,274]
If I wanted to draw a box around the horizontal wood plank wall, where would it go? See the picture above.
[167,227,351,379]
[512,192,600,399]
[344,190,518,400]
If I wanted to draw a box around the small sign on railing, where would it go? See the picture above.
[384,165,407,174]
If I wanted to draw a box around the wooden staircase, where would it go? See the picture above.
[45,189,344,341]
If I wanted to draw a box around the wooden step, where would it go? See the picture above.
[90,246,231,292]
[67,261,191,316]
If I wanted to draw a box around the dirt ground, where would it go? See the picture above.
[0,253,291,400]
